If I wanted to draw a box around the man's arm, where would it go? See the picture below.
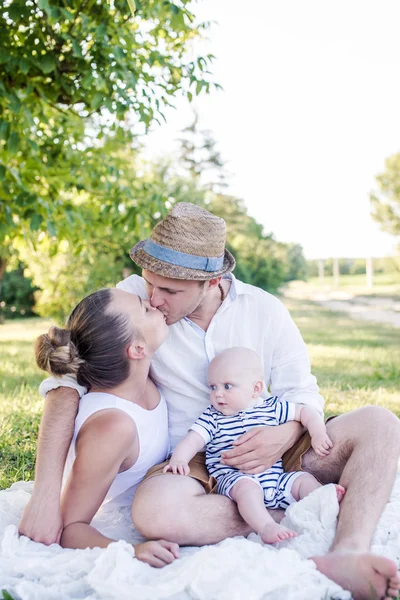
[269,303,325,415]
[19,387,79,544]
[221,421,303,473]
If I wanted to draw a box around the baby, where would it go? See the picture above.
[164,347,345,544]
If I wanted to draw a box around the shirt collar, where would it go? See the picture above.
[224,273,253,300]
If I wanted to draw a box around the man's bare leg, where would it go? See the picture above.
[131,473,284,545]
[301,406,400,600]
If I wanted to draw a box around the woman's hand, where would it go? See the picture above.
[134,540,179,567]
[163,459,190,475]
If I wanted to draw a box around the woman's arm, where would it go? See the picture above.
[61,409,138,548]
[61,410,180,567]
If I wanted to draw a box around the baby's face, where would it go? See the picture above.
[208,361,258,416]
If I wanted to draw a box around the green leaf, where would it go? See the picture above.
[127,0,136,17]
[58,7,73,20]
[27,139,39,152]
[72,40,83,58]
[0,165,6,180]
[7,132,20,155]
[0,121,9,141]
[23,106,35,127]
[39,54,56,74]
[8,94,21,113]
[9,4,22,22]
[49,6,61,19]
[80,73,94,89]
[90,92,103,110]
[114,46,125,61]
[37,0,51,11]
[30,214,43,231]
[47,220,56,237]
[96,23,107,38]
[19,57,30,74]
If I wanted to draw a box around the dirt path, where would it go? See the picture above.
[283,288,400,328]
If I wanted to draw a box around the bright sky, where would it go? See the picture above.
[144,0,400,259]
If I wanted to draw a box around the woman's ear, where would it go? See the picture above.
[252,380,264,398]
[127,341,146,360]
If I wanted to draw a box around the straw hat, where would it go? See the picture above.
[130,203,235,280]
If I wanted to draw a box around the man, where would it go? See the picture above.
[20,203,400,600]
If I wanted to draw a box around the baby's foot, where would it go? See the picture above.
[259,522,298,544]
[334,484,346,503]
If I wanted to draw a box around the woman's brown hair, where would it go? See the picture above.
[35,288,136,389]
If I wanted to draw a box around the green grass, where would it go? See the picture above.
[1,303,400,490]
[0,317,53,489]
[306,272,400,299]
[284,298,400,418]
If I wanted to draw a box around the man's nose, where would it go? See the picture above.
[149,289,164,308]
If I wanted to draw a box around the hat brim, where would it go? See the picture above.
[129,240,236,281]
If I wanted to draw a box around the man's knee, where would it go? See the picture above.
[350,405,400,443]
[327,405,399,440]
[131,475,205,540]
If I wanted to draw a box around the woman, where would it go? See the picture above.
[35,287,179,567]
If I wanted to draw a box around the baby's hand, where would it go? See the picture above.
[163,459,190,476]
[311,432,333,457]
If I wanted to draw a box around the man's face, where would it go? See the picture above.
[142,270,207,325]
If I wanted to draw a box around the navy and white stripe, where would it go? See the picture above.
[191,396,301,509]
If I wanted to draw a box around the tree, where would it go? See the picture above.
[174,119,307,293]
[0,0,216,258]
[177,112,227,190]
[284,243,307,282]
[370,153,400,239]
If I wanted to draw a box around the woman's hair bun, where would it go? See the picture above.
[35,326,83,376]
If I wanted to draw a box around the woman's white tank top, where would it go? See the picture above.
[63,391,170,509]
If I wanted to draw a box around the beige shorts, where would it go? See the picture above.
[139,417,337,493]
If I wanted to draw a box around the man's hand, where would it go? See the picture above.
[163,459,190,476]
[19,494,63,545]
[221,422,303,474]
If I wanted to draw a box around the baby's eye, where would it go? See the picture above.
[224,383,232,390]
[209,385,216,391]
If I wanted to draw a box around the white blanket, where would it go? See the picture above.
[1,474,400,600]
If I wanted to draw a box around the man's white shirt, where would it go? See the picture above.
[40,274,324,450]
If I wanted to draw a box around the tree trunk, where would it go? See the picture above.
[0,257,8,324]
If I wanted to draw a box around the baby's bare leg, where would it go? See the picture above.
[230,479,297,544]
[291,473,346,503]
